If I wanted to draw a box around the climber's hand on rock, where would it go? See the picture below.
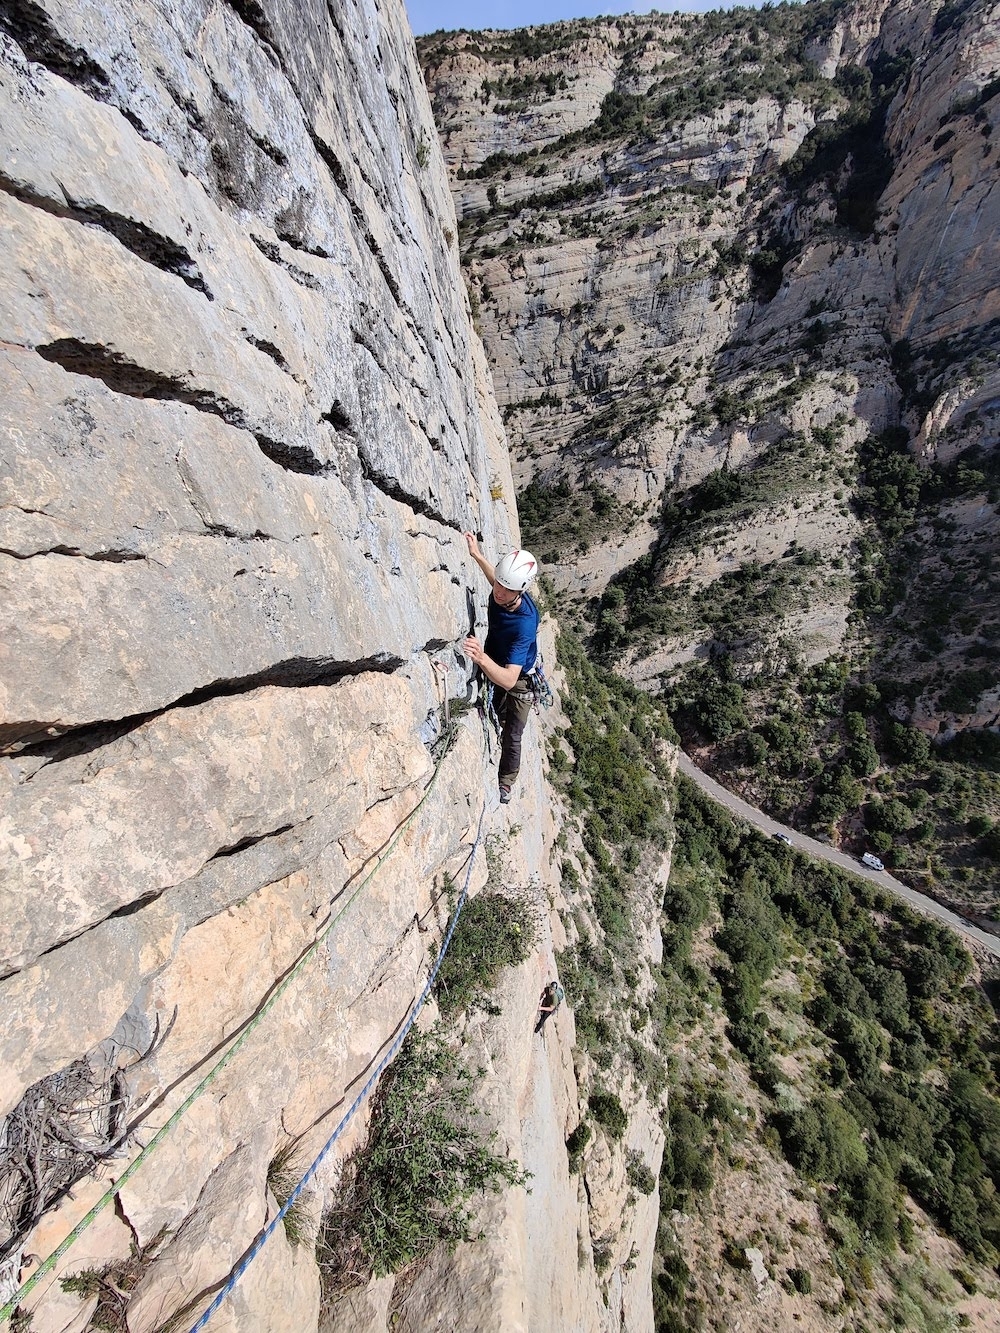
[463,635,483,664]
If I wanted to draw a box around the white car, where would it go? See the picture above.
[861,852,885,871]
[772,832,793,846]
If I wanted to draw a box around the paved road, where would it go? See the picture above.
[675,752,1000,960]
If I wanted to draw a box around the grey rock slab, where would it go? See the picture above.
[106,731,484,1264]
[0,901,184,1118]
[0,0,525,1324]
[1,0,484,525]
[0,351,474,737]
[0,46,371,430]
[0,192,325,461]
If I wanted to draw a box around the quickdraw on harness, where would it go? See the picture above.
[481,678,501,753]
[525,653,554,711]
[478,653,552,741]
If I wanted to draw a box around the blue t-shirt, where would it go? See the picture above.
[485,591,539,679]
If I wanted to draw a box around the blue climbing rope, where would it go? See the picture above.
[185,803,487,1333]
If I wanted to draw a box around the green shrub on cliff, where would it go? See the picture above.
[319,1030,528,1291]
[589,1090,628,1140]
[434,889,537,1016]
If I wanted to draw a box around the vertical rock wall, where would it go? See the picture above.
[0,0,571,1328]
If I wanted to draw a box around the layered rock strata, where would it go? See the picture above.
[0,1,657,1329]
[420,0,1000,725]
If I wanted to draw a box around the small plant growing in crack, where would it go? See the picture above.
[317,1028,529,1295]
[60,1227,169,1331]
[266,1143,312,1248]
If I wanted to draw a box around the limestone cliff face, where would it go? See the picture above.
[0,2,646,1329]
[419,0,1000,729]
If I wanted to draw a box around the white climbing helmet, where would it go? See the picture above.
[495,548,538,592]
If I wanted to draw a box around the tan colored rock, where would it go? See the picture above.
[125,1144,266,1333]
[18,1174,134,1333]
[0,1,560,1330]
[0,899,184,1117]
[319,617,659,1333]
[0,673,430,974]
[885,2,1000,349]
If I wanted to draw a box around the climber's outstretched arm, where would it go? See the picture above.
[464,531,496,586]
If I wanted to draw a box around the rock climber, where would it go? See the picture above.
[535,979,565,1033]
[462,532,540,804]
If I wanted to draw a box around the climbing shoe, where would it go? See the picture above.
[499,783,512,804]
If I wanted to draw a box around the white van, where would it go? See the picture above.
[861,852,885,871]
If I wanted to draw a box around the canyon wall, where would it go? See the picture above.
[420,0,1000,730]
[0,1,661,1328]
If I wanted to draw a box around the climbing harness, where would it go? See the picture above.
[0,716,467,1328]
[185,803,487,1333]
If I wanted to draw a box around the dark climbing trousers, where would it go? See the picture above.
[495,684,534,787]
[535,1007,556,1034]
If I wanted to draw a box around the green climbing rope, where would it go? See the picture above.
[0,718,464,1325]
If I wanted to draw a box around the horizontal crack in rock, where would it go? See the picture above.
[0,544,145,561]
[358,452,461,532]
[209,823,295,859]
[0,0,110,95]
[310,132,403,307]
[255,434,334,476]
[34,339,332,477]
[249,233,321,290]
[200,524,277,540]
[244,334,288,370]
[0,174,214,297]
[36,336,245,408]
[1,652,407,757]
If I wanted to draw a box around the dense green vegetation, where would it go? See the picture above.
[426,2,850,171]
[783,52,913,234]
[526,617,999,1328]
[677,775,999,1211]
[555,628,674,850]
[552,628,675,1093]
[596,551,823,657]
[434,888,537,1016]
[663,652,1000,913]
[652,777,1000,1328]
[320,832,538,1297]
[319,1030,528,1289]
[518,473,625,563]
[584,426,1000,914]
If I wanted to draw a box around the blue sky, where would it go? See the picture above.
[407,0,770,36]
